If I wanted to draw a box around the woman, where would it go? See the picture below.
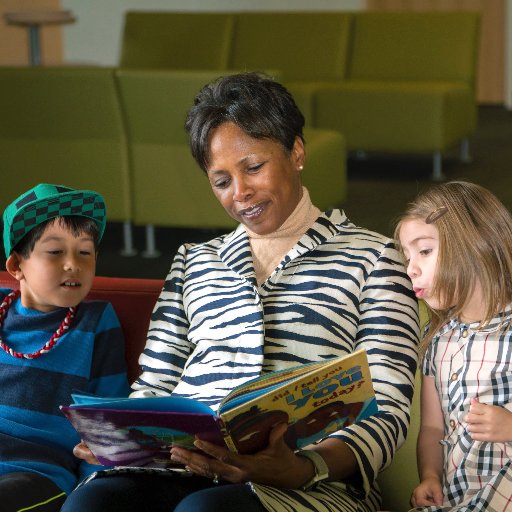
[62,72,419,512]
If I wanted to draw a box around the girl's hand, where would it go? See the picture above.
[410,476,444,507]
[73,441,100,465]
[170,423,314,488]
[465,398,512,442]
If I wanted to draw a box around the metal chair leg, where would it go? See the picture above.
[142,225,161,258]
[431,151,445,181]
[460,138,472,163]
[120,221,137,256]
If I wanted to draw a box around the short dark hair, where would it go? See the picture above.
[13,216,100,258]
[185,72,305,172]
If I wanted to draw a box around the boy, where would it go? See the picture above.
[0,183,130,511]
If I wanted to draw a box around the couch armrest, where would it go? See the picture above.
[0,271,163,383]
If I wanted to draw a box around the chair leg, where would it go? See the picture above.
[142,225,161,258]
[120,221,137,256]
[459,138,472,163]
[431,151,445,181]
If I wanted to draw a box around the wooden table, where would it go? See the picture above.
[4,10,75,66]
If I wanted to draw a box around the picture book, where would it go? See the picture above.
[60,349,377,468]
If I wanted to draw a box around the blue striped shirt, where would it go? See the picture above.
[0,291,130,494]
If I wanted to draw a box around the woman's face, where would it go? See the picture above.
[206,122,305,235]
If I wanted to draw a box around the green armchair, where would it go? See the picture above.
[115,69,347,256]
[314,11,480,180]
[0,66,135,254]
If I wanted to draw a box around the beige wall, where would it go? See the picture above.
[60,0,364,67]
[0,0,64,65]
[2,0,508,105]
[366,0,506,104]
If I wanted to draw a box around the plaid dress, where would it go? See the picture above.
[413,308,512,512]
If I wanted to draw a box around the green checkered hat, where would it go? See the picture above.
[3,183,107,257]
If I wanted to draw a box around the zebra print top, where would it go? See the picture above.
[132,209,419,511]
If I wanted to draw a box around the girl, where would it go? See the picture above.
[396,181,512,511]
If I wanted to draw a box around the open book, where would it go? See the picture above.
[61,349,377,468]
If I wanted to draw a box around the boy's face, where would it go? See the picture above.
[7,220,97,312]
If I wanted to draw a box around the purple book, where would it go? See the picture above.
[61,397,225,467]
[61,349,377,467]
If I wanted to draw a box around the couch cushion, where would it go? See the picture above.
[120,11,234,70]
[348,11,480,86]
[0,67,131,224]
[230,12,352,82]
[315,81,475,152]
[115,69,242,229]
[303,128,347,208]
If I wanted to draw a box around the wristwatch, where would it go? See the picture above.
[296,449,329,491]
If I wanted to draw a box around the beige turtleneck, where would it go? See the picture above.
[244,187,321,285]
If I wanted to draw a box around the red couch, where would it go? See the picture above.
[0,271,163,383]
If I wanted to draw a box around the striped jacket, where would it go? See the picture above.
[132,209,419,511]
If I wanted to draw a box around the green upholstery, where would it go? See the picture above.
[0,67,131,225]
[119,11,352,124]
[229,12,352,124]
[120,12,234,70]
[230,12,351,82]
[379,370,421,512]
[118,10,480,180]
[303,128,347,208]
[348,12,479,84]
[379,300,428,511]
[315,81,474,153]
[314,11,480,179]
[115,69,234,229]
[115,69,347,229]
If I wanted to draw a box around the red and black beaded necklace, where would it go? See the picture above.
[0,290,76,359]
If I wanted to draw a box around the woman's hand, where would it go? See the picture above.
[410,476,444,507]
[170,423,314,488]
[465,397,512,442]
[73,441,100,465]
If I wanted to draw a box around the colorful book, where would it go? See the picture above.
[60,349,377,468]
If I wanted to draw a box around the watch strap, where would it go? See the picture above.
[296,449,329,491]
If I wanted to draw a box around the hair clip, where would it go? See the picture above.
[425,206,448,224]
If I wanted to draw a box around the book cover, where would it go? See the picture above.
[61,349,376,467]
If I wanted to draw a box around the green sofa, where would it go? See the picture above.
[314,11,480,181]
[120,10,481,180]
[378,371,420,512]
[0,66,136,255]
[378,300,428,512]
[115,68,347,255]
[0,66,347,256]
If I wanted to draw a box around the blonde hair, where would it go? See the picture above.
[395,181,512,353]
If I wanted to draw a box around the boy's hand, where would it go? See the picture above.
[73,440,100,465]
[465,398,512,442]
[410,476,444,507]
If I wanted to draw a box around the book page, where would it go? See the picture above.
[219,349,376,454]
